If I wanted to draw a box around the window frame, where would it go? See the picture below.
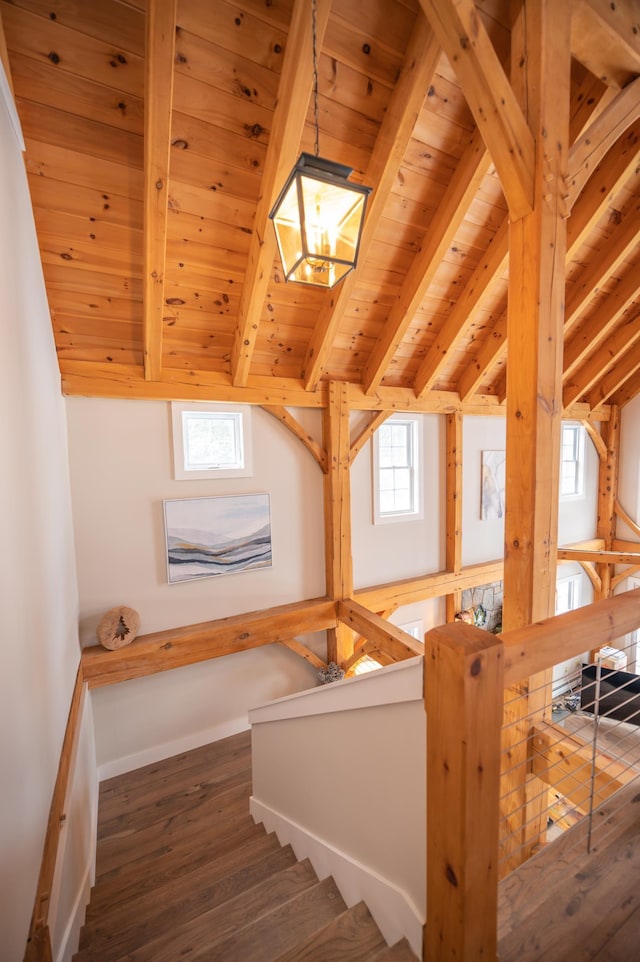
[555,572,581,614]
[559,421,586,501]
[171,401,253,481]
[372,413,424,524]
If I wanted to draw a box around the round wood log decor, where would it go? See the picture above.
[97,606,140,650]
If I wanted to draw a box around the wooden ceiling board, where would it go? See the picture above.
[2,0,640,409]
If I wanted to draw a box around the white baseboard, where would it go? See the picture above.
[250,796,424,957]
[97,717,250,781]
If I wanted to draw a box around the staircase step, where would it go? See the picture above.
[95,780,254,878]
[272,900,387,961]
[375,938,420,960]
[93,859,324,962]
[86,818,266,919]
[98,758,252,840]
[98,730,251,809]
[182,875,347,962]
[78,841,298,959]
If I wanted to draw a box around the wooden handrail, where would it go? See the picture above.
[423,587,640,961]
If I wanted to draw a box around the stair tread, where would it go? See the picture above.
[87,863,335,962]
[272,900,387,962]
[86,819,267,918]
[98,759,252,840]
[78,842,298,958]
[183,875,347,962]
[96,779,253,877]
[99,730,251,802]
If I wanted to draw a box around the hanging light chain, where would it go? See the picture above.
[312,0,320,157]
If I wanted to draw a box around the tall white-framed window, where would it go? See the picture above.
[171,402,253,480]
[560,421,585,499]
[555,572,581,614]
[372,413,423,524]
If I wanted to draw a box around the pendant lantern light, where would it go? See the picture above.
[269,1,372,289]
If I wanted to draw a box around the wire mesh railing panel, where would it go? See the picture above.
[498,628,640,876]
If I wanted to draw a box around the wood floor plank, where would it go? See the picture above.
[98,730,251,802]
[271,901,387,961]
[87,818,264,917]
[375,940,420,960]
[186,877,347,962]
[90,861,321,962]
[498,820,640,961]
[98,761,252,841]
[589,903,640,961]
[498,777,640,942]
[96,779,253,877]
[79,843,297,959]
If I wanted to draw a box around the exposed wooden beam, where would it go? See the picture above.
[566,75,640,207]
[581,419,607,461]
[414,218,509,397]
[594,404,621,601]
[418,0,534,219]
[82,597,338,687]
[459,118,640,403]
[302,15,441,391]
[615,499,640,539]
[557,547,640,564]
[564,203,640,336]
[563,307,640,407]
[337,599,423,661]
[230,0,331,387]
[143,0,177,381]
[445,412,463,622]
[576,561,602,593]
[262,405,328,472]
[587,329,640,408]
[571,0,640,88]
[324,382,354,665]
[354,559,504,611]
[362,128,491,394]
[609,365,640,408]
[279,638,326,670]
[349,411,390,464]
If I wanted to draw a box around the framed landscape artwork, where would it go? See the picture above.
[481,450,506,520]
[164,493,272,584]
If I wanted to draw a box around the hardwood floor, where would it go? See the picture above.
[75,731,417,962]
[498,776,640,962]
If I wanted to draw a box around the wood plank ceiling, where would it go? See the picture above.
[1,0,639,413]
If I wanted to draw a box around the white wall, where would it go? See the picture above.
[65,398,327,772]
[462,415,506,565]
[0,70,94,962]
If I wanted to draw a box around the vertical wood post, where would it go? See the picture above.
[424,622,503,962]
[501,0,572,869]
[595,405,621,602]
[323,381,354,665]
[445,413,463,623]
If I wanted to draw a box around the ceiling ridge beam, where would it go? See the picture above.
[230,0,332,388]
[302,13,440,391]
[143,0,177,382]
[418,0,534,220]
[566,75,640,207]
[363,127,491,395]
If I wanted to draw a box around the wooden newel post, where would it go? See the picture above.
[423,622,503,962]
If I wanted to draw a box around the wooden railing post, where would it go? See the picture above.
[424,622,503,962]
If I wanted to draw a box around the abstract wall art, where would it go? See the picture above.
[164,493,272,583]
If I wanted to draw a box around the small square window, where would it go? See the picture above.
[559,422,585,500]
[171,402,253,480]
[372,414,423,524]
[556,574,581,614]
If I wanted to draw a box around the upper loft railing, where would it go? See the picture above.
[424,588,640,961]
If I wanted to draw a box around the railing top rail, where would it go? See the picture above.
[500,587,640,687]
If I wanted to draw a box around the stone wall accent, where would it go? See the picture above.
[460,581,503,632]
